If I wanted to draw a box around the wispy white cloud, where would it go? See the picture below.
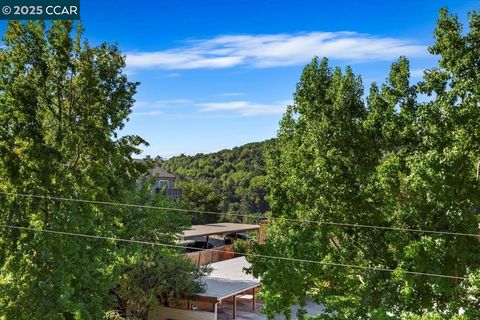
[127,51,242,70]
[132,110,164,116]
[160,72,181,78]
[197,100,290,116]
[133,99,193,116]
[410,68,425,78]
[126,32,427,70]
[133,98,290,117]
[222,92,245,96]
[134,100,149,108]
[155,99,192,105]
[135,99,192,109]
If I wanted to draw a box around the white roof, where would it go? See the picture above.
[199,257,260,300]
[182,223,259,238]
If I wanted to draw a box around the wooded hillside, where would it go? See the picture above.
[162,139,274,220]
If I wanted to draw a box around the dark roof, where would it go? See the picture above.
[133,159,176,179]
[150,166,176,179]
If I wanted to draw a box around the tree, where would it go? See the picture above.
[163,140,273,220]
[112,249,210,320]
[249,8,480,320]
[175,180,221,224]
[0,21,189,319]
[249,57,378,319]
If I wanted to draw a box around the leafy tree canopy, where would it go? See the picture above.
[249,8,480,320]
[162,140,273,222]
[0,21,196,320]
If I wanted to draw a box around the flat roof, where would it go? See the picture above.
[182,223,259,238]
[199,257,260,301]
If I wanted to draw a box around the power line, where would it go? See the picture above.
[0,223,467,280]
[1,191,479,238]
[282,218,480,238]
[0,192,224,215]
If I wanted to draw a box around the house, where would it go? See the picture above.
[135,158,183,200]
[149,165,183,200]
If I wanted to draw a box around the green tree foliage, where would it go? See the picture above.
[249,9,480,320]
[0,21,192,319]
[112,249,210,320]
[175,180,222,224]
[163,140,273,220]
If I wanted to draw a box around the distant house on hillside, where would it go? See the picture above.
[135,158,183,200]
[150,165,183,200]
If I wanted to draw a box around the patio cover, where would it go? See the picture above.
[199,256,260,301]
[182,223,259,238]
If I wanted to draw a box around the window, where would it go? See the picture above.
[158,180,170,188]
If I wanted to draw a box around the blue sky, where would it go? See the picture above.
[2,1,479,157]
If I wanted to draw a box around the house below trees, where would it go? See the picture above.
[135,158,183,200]
[149,165,183,200]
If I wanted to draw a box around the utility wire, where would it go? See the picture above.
[282,219,480,238]
[1,191,479,238]
[0,223,467,281]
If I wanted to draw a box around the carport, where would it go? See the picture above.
[197,257,261,319]
[183,223,259,239]
[149,257,260,319]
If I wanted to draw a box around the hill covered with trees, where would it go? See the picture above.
[162,139,274,221]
